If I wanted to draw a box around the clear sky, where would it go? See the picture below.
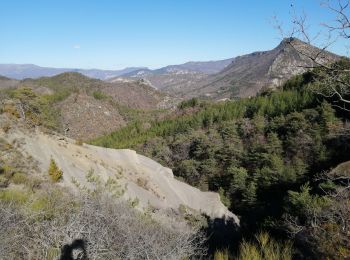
[0,0,347,70]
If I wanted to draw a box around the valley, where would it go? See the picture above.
[1,1,350,257]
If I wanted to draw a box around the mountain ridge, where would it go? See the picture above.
[0,57,235,81]
[0,64,147,80]
[178,38,340,99]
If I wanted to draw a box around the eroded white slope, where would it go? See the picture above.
[6,128,239,224]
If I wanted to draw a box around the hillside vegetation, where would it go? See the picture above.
[92,60,350,258]
[0,72,171,140]
[0,186,204,259]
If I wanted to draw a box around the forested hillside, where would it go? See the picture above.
[92,59,350,258]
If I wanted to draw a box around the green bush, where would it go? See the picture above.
[0,189,29,204]
[287,183,330,218]
[178,97,201,109]
[92,90,108,100]
[48,158,63,182]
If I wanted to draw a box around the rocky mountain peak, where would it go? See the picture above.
[175,38,340,99]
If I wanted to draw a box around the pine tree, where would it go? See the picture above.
[48,158,63,182]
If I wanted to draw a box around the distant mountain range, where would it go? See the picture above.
[160,59,235,74]
[107,58,234,91]
[0,64,147,80]
[0,58,234,81]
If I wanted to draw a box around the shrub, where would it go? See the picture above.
[0,175,8,188]
[287,183,330,218]
[27,177,42,191]
[48,158,63,182]
[178,98,200,109]
[11,172,27,185]
[92,90,108,100]
[1,165,14,179]
[128,197,140,208]
[2,103,20,118]
[237,232,292,260]
[136,177,149,190]
[218,187,231,208]
[0,189,29,204]
[214,249,229,260]
[29,189,71,220]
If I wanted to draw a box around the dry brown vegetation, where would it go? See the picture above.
[0,190,205,259]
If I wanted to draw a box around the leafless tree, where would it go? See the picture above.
[274,0,350,111]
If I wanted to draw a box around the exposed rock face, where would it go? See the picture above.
[329,160,350,179]
[1,120,239,224]
[176,38,340,99]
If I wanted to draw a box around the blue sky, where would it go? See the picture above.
[0,0,347,69]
